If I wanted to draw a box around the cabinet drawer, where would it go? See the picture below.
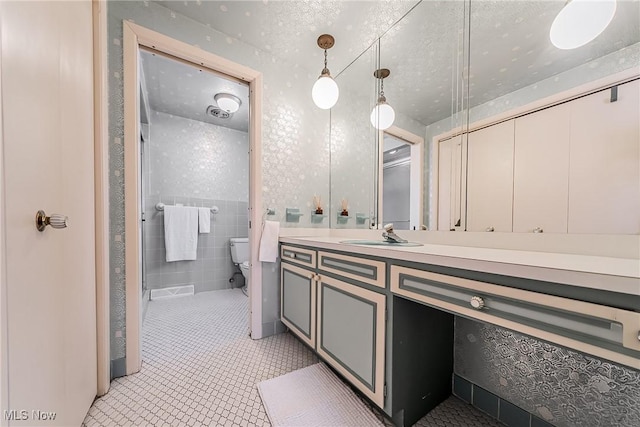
[391,265,640,369]
[318,251,386,289]
[281,245,316,268]
[281,263,316,348]
[317,275,386,408]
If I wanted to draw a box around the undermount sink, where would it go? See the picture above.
[340,239,423,247]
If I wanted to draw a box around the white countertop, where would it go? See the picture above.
[279,235,640,296]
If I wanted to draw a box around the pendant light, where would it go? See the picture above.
[550,0,617,50]
[370,68,395,130]
[311,34,339,109]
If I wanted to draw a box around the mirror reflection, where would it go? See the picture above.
[382,134,412,230]
[436,0,640,234]
[329,0,639,233]
[331,42,379,228]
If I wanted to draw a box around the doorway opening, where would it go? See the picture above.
[138,47,250,320]
[122,22,263,375]
[377,127,424,231]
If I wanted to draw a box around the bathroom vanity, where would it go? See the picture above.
[278,236,640,426]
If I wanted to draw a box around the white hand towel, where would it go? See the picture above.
[259,220,280,263]
[198,207,211,234]
[164,206,199,262]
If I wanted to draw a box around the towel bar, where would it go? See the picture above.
[155,202,219,214]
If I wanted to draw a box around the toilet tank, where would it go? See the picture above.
[229,237,249,264]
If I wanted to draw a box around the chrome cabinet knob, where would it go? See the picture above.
[36,210,68,232]
[290,253,296,259]
[485,227,495,232]
[533,227,544,233]
[470,296,485,310]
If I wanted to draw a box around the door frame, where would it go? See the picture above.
[121,22,263,375]
[92,0,110,396]
[376,126,424,230]
[0,5,8,414]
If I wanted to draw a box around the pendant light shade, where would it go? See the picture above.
[370,101,395,131]
[550,0,617,50]
[370,68,395,130]
[312,74,340,110]
[312,34,339,109]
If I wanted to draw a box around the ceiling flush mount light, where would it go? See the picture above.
[370,68,395,130]
[214,93,242,113]
[312,34,339,109]
[550,0,617,50]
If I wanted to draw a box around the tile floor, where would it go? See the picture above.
[83,289,501,427]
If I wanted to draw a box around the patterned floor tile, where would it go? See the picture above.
[83,289,500,427]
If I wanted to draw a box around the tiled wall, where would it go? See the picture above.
[454,317,640,427]
[142,111,248,293]
[144,196,248,293]
[147,111,249,201]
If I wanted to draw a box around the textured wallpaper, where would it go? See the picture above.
[455,317,640,427]
[143,111,249,294]
[148,111,248,201]
[108,0,330,361]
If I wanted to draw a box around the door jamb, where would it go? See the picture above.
[122,21,263,374]
[92,0,110,396]
[0,3,9,415]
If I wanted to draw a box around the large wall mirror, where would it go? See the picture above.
[435,0,640,234]
[329,0,639,234]
[376,0,469,230]
[329,0,469,229]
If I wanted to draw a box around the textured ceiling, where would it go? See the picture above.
[154,0,640,128]
[156,0,418,75]
[140,49,250,132]
[369,0,640,126]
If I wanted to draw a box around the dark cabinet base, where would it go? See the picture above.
[391,296,454,427]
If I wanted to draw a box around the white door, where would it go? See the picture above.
[1,1,96,426]
[437,138,454,231]
[513,103,571,233]
[466,120,515,232]
[568,80,640,234]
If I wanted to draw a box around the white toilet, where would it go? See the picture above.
[230,237,250,293]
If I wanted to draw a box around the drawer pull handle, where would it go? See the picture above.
[470,296,485,310]
[289,253,296,259]
[485,227,494,232]
[533,227,544,233]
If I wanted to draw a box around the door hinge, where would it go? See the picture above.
[385,307,388,321]
[383,383,388,397]
[611,85,618,103]
[249,220,252,229]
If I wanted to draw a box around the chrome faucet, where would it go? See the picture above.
[382,223,407,243]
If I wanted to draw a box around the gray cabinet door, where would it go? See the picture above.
[317,275,386,408]
[281,262,316,348]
